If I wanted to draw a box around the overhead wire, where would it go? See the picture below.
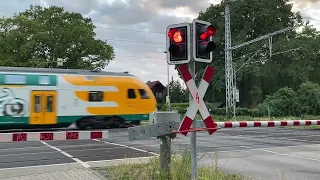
[0,4,318,60]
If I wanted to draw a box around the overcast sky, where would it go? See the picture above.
[0,0,319,86]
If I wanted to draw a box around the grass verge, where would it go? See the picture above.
[198,115,320,122]
[92,149,246,180]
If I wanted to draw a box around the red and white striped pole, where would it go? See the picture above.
[174,120,320,134]
[214,120,320,128]
[0,130,109,143]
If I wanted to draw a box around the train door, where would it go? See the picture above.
[29,91,57,125]
[137,88,152,112]
[44,91,57,124]
[127,88,137,113]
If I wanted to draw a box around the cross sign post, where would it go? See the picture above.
[166,19,218,180]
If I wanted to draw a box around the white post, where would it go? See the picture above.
[189,60,197,180]
[167,63,171,111]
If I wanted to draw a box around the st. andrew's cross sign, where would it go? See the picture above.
[173,64,217,136]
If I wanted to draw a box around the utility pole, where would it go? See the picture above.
[224,5,234,118]
[224,3,293,118]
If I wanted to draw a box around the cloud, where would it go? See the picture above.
[0,0,318,87]
[0,0,38,16]
[291,0,320,9]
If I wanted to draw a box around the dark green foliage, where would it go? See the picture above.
[162,81,320,118]
[160,103,264,117]
[257,81,320,117]
[296,81,320,115]
[161,77,188,104]
[258,87,299,117]
[195,0,320,108]
[0,5,115,69]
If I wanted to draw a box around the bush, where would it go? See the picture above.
[160,81,320,118]
[257,82,320,117]
[257,87,300,117]
[160,103,265,117]
[296,81,320,115]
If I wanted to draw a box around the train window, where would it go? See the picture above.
[138,89,150,99]
[46,95,53,112]
[5,75,26,84]
[34,95,41,113]
[128,89,136,99]
[85,76,94,81]
[39,75,50,85]
[88,91,103,102]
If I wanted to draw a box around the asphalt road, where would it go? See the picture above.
[0,127,319,180]
[107,127,320,180]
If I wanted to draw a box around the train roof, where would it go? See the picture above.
[0,66,135,77]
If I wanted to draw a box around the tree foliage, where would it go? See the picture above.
[162,77,188,103]
[257,81,320,117]
[0,5,115,69]
[196,0,320,108]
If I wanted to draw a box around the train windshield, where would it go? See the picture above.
[138,89,149,99]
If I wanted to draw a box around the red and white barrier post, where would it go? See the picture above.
[214,120,320,128]
[0,130,109,142]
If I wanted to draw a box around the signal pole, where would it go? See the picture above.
[166,20,217,180]
[164,51,171,111]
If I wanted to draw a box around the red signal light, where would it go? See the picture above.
[207,25,216,37]
[168,28,183,43]
[200,32,208,40]
[199,25,216,40]
[168,28,177,39]
[173,31,183,43]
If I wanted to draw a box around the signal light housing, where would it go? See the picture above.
[193,19,217,63]
[166,23,191,65]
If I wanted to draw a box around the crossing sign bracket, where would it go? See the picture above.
[127,111,180,141]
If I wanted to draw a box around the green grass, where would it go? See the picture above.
[92,149,246,180]
[201,115,320,122]
[282,125,320,130]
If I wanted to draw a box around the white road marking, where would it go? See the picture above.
[0,157,156,172]
[0,145,135,157]
[92,139,159,156]
[1,141,320,172]
[274,137,320,143]
[217,149,252,153]
[260,149,320,162]
[215,133,320,144]
[40,141,90,168]
[86,156,155,163]
[201,143,320,154]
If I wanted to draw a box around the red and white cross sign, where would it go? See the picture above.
[176,64,217,136]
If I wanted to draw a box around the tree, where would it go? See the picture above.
[257,87,299,117]
[0,5,115,69]
[296,81,320,115]
[196,0,320,108]
[162,77,188,103]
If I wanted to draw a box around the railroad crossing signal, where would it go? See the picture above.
[192,19,217,63]
[166,23,191,65]
[175,64,217,136]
